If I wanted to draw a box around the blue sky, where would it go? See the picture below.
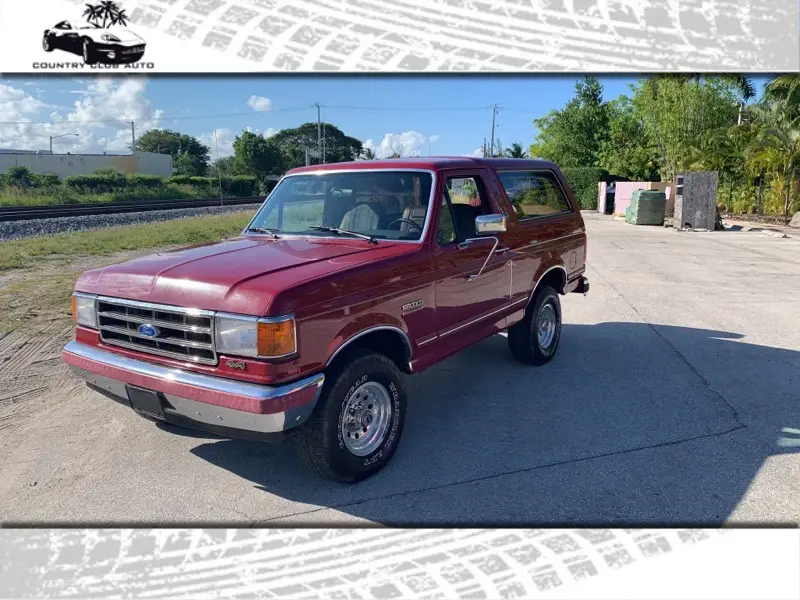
[0,75,773,159]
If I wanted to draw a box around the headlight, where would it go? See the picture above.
[101,34,121,42]
[71,293,97,328]
[215,313,296,359]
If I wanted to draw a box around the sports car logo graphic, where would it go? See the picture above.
[41,1,146,65]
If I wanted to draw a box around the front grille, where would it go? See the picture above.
[123,46,144,54]
[97,297,217,365]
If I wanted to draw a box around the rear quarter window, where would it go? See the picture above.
[497,171,573,220]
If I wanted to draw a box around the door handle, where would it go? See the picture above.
[495,246,511,255]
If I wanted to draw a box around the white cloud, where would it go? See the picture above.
[0,79,163,154]
[200,128,237,159]
[465,147,484,157]
[248,95,272,112]
[363,131,440,158]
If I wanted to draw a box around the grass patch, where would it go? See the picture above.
[1,210,254,272]
[0,184,222,207]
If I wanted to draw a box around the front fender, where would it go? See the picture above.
[325,314,411,367]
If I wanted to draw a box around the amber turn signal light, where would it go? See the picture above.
[70,295,77,321]
[257,318,296,357]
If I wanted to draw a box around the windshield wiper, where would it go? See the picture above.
[308,226,379,244]
[246,226,280,239]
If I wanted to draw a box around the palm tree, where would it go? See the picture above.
[97,1,124,28]
[360,148,376,160]
[111,8,129,27]
[749,109,800,221]
[504,142,528,159]
[82,3,102,26]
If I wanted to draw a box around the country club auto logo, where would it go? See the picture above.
[36,1,153,70]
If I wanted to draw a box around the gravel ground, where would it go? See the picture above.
[0,203,265,241]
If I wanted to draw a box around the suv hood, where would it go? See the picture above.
[76,237,382,314]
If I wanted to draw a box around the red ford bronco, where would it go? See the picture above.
[63,158,589,482]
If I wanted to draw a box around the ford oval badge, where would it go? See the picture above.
[138,324,160,338]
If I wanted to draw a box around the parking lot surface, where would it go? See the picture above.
[1,212,799,525]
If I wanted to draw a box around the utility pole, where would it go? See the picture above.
[213,129,224,206]
[482,137,487,158]
[314,102,321,165]
[321,105,326,164]
[489,104,498,158]
[126,119,136,154]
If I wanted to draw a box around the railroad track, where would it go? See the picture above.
[0,196,265,222]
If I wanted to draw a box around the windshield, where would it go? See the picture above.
[247,170,433,241]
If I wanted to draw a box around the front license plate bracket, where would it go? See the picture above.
[125,385,166,420]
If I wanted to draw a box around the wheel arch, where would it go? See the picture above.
[526,264,568,308]
[326,325,413,374]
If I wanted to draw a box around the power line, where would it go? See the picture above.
[0,103,544,127]
[320,105,493,112]
[0,105,315,126]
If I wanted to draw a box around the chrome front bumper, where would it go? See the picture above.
[63,341,324,440]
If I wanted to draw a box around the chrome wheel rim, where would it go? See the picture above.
[341,381,392,456]
[83,42,89,62]
[42,37,49,50]
[537,303,557,349]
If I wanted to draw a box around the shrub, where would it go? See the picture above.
[65,171,127,192]
[5,166,33,188]
[225,176,258,197]
[168,175,193,186]
[30,173,61,188]
[126,174,165,189]
[561,167,608,210]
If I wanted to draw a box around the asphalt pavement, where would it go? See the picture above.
[2,212,799,525]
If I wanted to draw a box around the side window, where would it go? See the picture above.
[446,177,484,209]
[436,192,457,246]
[498,171,571,220]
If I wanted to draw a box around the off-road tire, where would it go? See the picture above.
[294,348,407,483]
[508,285,562,366]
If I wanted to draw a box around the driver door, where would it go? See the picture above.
[432,172,512,346]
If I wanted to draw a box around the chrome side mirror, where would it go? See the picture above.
[475,213,507,235]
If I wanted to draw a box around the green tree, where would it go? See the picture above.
[232,131,284,182]
[597,96,659,180]
[529,76,610,168]
[503,142,528,159]
[748,105,800,220]
[631,76,740,180]
[360,147,377,160]
[269,122,363,169]
[136,129,210,176]
[208,156,243,178]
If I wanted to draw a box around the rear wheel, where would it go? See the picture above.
[508,285,562,365]
[294,348,407,483]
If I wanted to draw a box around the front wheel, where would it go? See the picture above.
[508,285,562,365]
[42,35,54,52]
[294,349,407,483]
[82,39,97,64]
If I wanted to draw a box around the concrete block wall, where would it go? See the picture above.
[0,152,173,179]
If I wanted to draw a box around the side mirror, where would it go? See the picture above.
[475,213,507,235]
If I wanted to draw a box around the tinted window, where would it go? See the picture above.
[249,171,432,241]
[497,171,571,219]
